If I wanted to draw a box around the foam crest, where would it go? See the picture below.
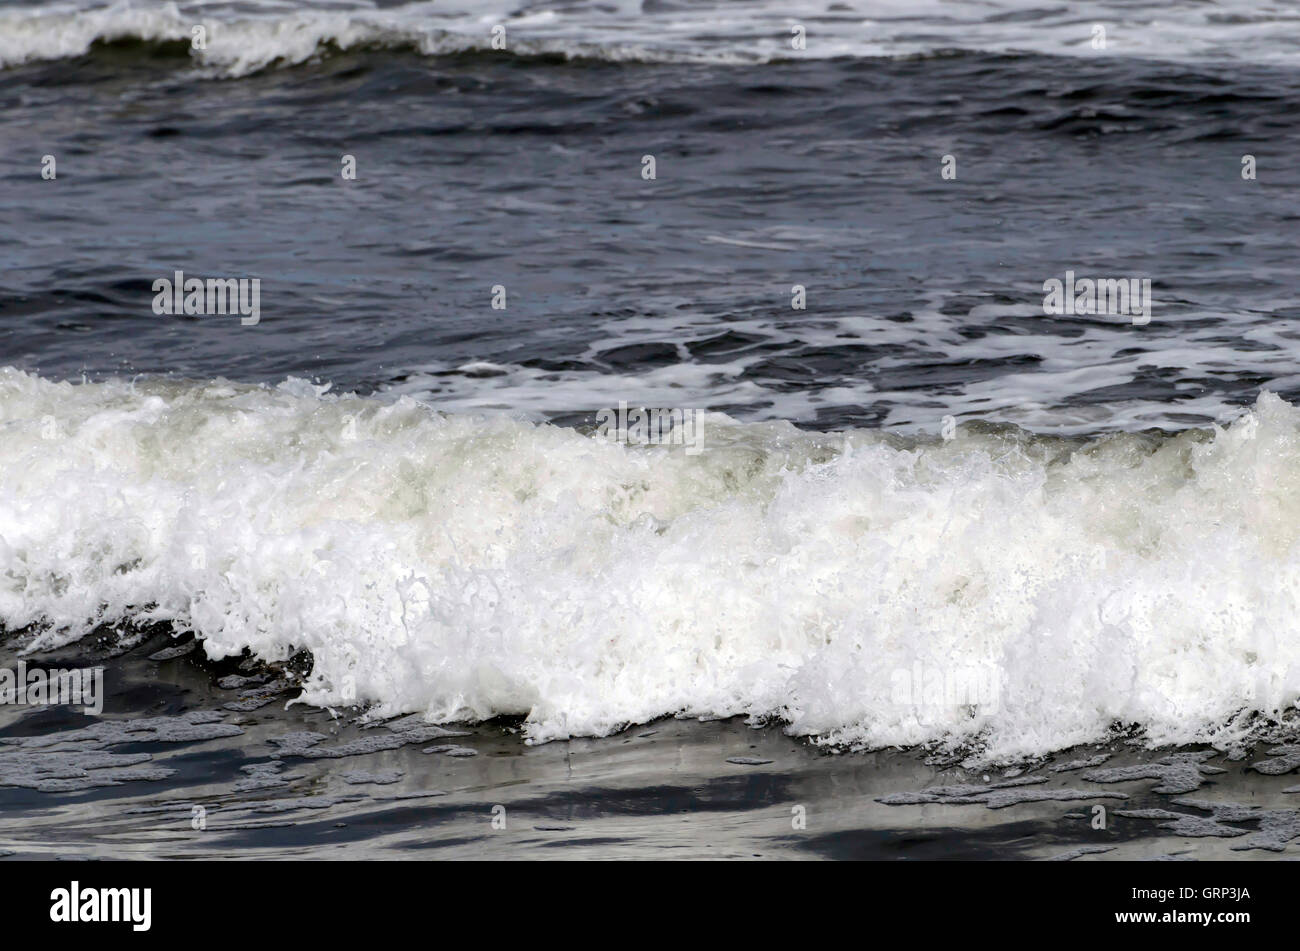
[2,0,1296,76]
[2,368,1299,760]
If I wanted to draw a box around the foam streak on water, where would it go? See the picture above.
[2,0,1299,76]
[2,368,1299,760]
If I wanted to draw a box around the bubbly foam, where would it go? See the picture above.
[1,0,1297,76]
[3,369,1300,759]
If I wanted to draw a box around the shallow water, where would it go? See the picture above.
[2,634,1299,859]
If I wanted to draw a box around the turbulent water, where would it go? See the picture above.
[6,371,1300,760]
[2,0,1300,761]
[3,0,1300,72]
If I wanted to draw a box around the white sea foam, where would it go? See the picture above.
[393,298,1300,436]
[3,368,1300,760]
[1,0,1297,76]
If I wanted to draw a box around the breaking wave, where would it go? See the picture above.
[2,368,1300,760]
[3,0,1298,77]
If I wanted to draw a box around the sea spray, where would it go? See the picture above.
[2,368,1299,760]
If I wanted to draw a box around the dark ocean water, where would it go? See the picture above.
[6,631,1300,859]
[2,12,1299,432]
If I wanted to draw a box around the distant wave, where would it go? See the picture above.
[3,368,1300,760]
[2,0,1298,77]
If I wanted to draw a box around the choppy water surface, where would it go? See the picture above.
[2,1,1300,858]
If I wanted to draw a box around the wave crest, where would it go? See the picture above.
[2,0,1295,77]
[2,369,1299,760]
